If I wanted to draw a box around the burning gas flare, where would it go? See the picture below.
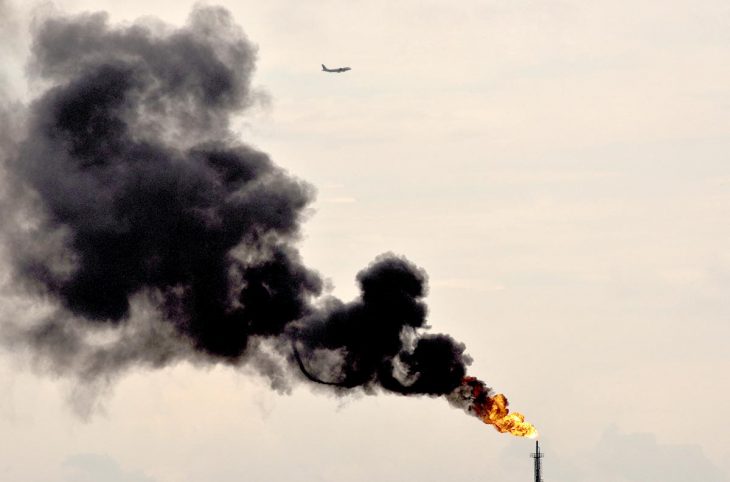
[0,5,540,432]
[447,377,538,438]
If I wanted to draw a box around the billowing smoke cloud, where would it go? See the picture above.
[0,6,472,403]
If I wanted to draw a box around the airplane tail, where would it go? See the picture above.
[321,64,327,71]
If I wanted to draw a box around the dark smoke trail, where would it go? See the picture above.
[0,6,473,405]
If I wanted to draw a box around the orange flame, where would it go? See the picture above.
[481,393,538,438]
[448,376,538,438]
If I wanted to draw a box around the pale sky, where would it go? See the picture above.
[1,1,729,481]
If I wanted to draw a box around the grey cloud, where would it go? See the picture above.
[63,453,156,482]
[592,426,728,482]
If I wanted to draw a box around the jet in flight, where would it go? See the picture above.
[322,64,351,73]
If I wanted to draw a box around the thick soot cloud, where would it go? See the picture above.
[0,6,472,399]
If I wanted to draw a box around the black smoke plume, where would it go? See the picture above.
[0,6,471,402]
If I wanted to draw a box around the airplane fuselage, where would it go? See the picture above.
[322,64,351,73]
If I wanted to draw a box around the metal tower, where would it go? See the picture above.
[530,440,544,482]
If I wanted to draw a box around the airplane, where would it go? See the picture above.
[321,64,351,73]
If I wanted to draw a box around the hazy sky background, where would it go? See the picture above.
[1,1,729,481]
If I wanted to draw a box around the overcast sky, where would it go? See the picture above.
[1,1,729,481]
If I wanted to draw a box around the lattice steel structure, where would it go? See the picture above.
[530,440,544,482]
